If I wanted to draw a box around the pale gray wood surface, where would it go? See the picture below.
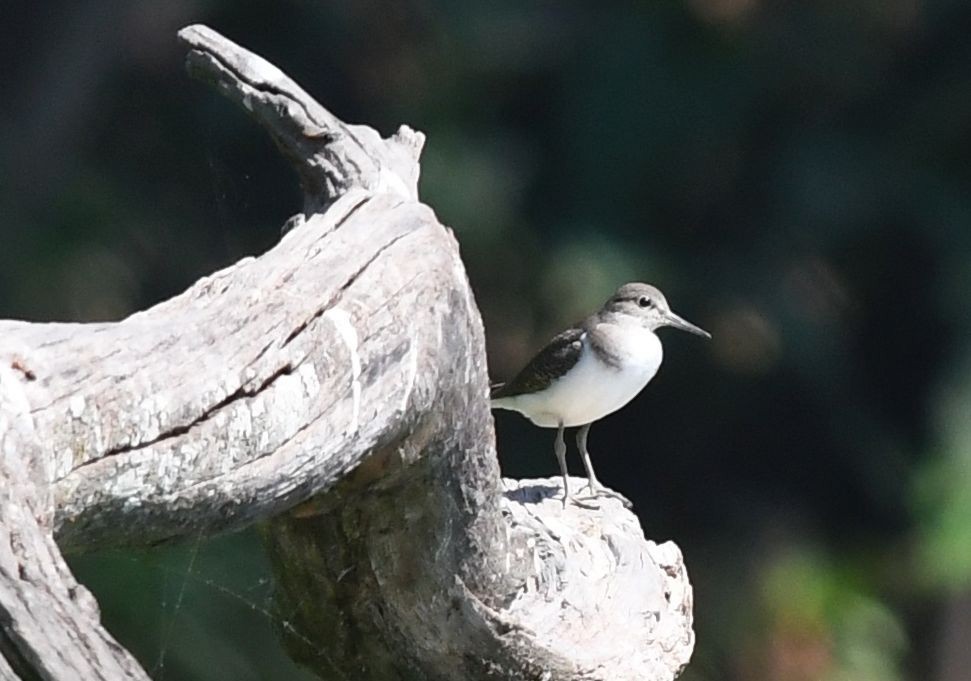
[0,24,694,680]
[1,364,148,680]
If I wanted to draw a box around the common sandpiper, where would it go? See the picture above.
[491,282,710,507]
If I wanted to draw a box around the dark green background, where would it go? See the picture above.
[4,1,971,679]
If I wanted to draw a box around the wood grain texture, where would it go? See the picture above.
[0,24,694,680]
[1,365,149,681]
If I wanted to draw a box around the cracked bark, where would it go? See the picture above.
[0,24,694,681]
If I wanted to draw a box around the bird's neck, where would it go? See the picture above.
[586,315,662,371]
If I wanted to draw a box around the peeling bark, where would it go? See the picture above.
[0,25,694,681]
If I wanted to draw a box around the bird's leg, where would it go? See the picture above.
[554,421,569,507]
[576,423,633,509]
[577,423,601,494]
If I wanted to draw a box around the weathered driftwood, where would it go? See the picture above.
[0,25,693,681]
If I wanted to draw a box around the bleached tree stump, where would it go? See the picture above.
[0,25,694,681]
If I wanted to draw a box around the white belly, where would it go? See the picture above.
[495,329,662,428]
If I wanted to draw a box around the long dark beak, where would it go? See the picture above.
[664,310,711,338]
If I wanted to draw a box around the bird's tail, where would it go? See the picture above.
[489,382,515,410]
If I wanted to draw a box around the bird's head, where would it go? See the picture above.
[603,282,711,338]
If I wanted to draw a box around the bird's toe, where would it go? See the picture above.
[579,487,632,509]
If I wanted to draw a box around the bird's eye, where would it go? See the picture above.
[638,296,653,308]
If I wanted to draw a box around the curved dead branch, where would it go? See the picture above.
[0,24,693,681]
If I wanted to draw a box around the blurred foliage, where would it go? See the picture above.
[749,546,908,681]
[4,0,971,679]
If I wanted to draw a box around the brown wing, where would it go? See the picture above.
[491,327,584,399]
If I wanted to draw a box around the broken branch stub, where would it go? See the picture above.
[178,24,424,211]
[0,23,694,681]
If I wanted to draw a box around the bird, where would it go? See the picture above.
[491,282,710,507]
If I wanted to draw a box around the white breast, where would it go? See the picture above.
[496,327,663,428]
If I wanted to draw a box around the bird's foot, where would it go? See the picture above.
[578,484,633,509]
[557,489,600,510]
[566,494,599,510]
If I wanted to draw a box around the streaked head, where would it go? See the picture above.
[602,282,711,338]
